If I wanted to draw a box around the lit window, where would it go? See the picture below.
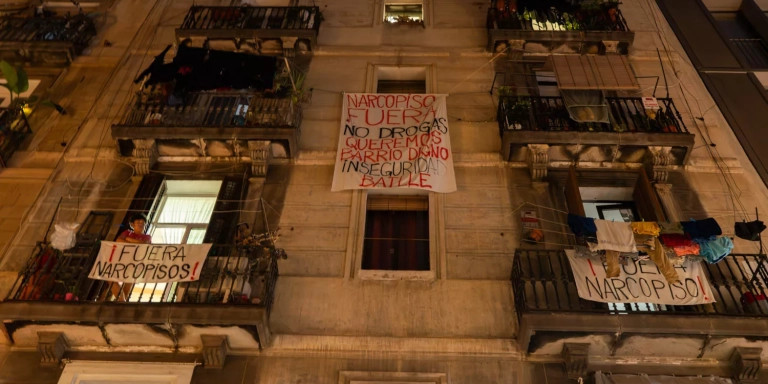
[150,180,223,244]
[384,2,423,24]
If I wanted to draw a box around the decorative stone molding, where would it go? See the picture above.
[654,183,682,222]
[281,36,298,57]
[730,347,762,383]
[201,335,229,369]
[508,39,526,52]
[562,343,590,380]
[131,139,158,176]
[38,332,68,366]
[602,40,620,54]
[646,146,673,183]
[527,144,549,181]
[248,140,272,177]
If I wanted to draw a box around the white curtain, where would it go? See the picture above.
[156,196,216,224]
[595,371,734,384]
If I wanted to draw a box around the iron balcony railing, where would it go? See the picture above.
[0,14,96,52]
[119,90,301,129]
[0,108,30,168]
[179,6,321,32]
[487,2,629,32]
[7,242,280,313]
[497,96,688,135]
[512,249,768,317]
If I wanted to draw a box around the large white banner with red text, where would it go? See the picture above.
[332,93,456,193]
[88,241,211,283]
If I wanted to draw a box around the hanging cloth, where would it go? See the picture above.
[593,220,637,253]
[561,89,610,123]
[735,220,766,241]
[681,218,722,239]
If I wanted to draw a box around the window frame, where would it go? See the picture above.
[362,195,430,271]
[57,361,195,384]
[351,190,441,281]
[381,0,429,26]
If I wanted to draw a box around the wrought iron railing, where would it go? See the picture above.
[497,96,687,135]
[0,14,96,52]
[0,107,30,167]
[728,38,768,69]
[119,90,301,129]
[7,242,280,312]
[487,3,629,32]
[512,249,768,318]
[179,6,322,32]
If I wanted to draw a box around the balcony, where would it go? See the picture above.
[487,1,633,53]
[0,107,30,167]
[498,96,695,166]
[112,89,302,159]
[0,13,96,67]
[0,238,280,348]
[513,249,768,355]
[176,6,322,53]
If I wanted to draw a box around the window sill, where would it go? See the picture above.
[358,269,434,281]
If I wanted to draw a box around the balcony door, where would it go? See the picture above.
[129,180,222,302]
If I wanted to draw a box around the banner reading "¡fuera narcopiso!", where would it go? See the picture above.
[88,241,211,283]
[331,93,456,193]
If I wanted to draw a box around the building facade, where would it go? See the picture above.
[0,0,766,383]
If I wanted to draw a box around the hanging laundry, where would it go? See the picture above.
[593,220,637,253]
[659,233,701,257]
[631,221,660,236]
[648,237,680,283]
[681,218,722,239]
[567,213,597,237]
[735,220,766,241]
[697,236,734,264]
[605,250,620,278]
[659,221,684,234]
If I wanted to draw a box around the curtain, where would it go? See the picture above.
[362,210,429,271]
[562,89,610,123]
[156,196,217,224]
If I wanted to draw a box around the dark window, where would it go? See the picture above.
[712,11,768,68]
[376,79,427,94]
[362,195,429,271]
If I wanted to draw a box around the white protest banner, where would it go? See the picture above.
[565,249,716,305]
[88,241,212,283]
[332,93,456,193]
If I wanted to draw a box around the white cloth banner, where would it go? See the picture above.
[331,93,456,193]
[565,250,716,305]
[88,241,212,283]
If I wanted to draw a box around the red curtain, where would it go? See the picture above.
[362,210,429,271]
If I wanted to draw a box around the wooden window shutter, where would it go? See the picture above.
[367,195,428,211]
[565,167,585,216]
[115,173,164,240]
[203,175,248,246]
[632,168,667,222]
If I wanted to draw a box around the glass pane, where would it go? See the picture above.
[152,227,185,244]
[187,228,207,244]
[156,196,217,224]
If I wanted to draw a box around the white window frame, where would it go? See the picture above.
[349,190,443,281]
[57,361,195,384]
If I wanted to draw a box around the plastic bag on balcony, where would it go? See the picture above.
[50,222,80,251]
[561,90,609,123]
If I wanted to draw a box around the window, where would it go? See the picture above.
[150,180,222,244]
[375,66,427,94]
[565,167,668,312]
[384,1,423,24]
[712,11,768,68]
[362,195,429,271]
[112,174,248,302]
[58,361,194,384]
